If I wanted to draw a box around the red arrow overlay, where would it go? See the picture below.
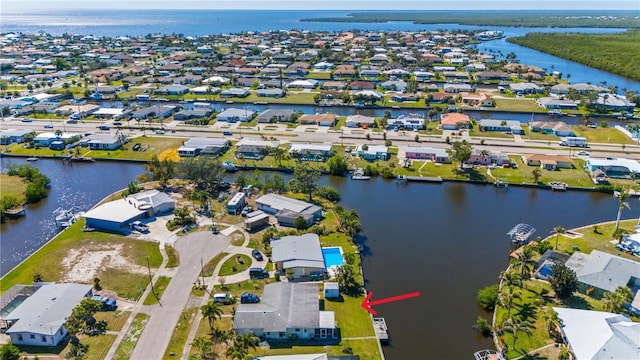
[361,291,421,315]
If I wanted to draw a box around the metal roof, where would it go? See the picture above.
[256,193,314,213]
[271,234,325,270]
[5,283,92,336]
[84,198,145,223]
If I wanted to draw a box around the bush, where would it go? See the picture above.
[533,241,553,255]
[477,284,499,310]
[317,186,341,202]
[476,316,491,337]
[294,216,308,230]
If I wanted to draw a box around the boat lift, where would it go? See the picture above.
[507,223,536,244]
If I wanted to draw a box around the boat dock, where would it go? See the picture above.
[507,223,537,244]
[404,176,443,183]
[549,181,568,191]
[4,206,26,218]
[373,317,390,344]
[494,179,508,190]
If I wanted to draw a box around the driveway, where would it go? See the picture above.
[130,230,229,360]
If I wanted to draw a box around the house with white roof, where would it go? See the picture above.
[564,249,640,294]
[233,282,337,341]
[271,234,326,277]
[288,143,333,162]
[345,114,375,128]
[4,283,92,346]
[554,307,640,360]
[255,193,322,228]
[177,137,229,157]
[585,158,640,179]
[356,144,389,161]
[216,108,256,122]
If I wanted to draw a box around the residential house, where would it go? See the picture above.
[333,64,356,78]
[32,132,80,147]
[345,114,375,128]
[443,83,472,93]
[475,71,511,81]
[549,84,571,97]
[313,61,334,70]
[219,88,250,98]
[349,81,376,90]
[478,119,523,134]
[86,133,126,150]
[404,146,450,163]
[380,80,407,92]
[529,121,574,137]
[565,249,640,295]
[155,84,189,95]
[233,282,338,341]
[130,105,176,120]
[255,193,323,228]
[521,154,573,170]
[173,109,212,121]
[0,129,34,144]
[554,307,640,360]
[299,113,336,127]
[216,108,256,123]
[322,81,347,91]
[440,113,470,130]
[4,283,93,346]
[509,82,542,94]
[536,97,579,110]
[414,71,435,81]
[257,109,296,123]
[386,115,425,130]
[356,144,388,161]
[390,93,419,103]
[256,89,285,98]
[289,143,333,162]
[177,137,229,157]
[467,149,510,166]
[271,234,326,277]
[594,94,636,112]
[287,79,320,89]
[234,138,279,160]
[585,158,640,179]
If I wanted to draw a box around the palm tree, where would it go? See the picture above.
[201,300,223,331]
[614,189,630,231]
[511,246,536,279]
[271,147,287,167]
[226,332,259,359]
[539,306,561,335]
[500,269,523,289]
[192,336,214,360]
[502,316,534,348]
[553,225,566,250]
[612,227,629,244]
[499,286,521,317]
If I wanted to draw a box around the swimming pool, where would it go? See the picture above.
[322,247,344,270]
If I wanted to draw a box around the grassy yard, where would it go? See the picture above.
[202,252,229,277]
[165,245,180,268]
[493,98,541,112]
[220,91,319,105]
[522,125,560,142]
[308,71,332,80]
[162,307,198,359]
[0,219,162,300]
[410,161,488,182]
[86,136,186,161]
[143,276,172,305]
[571,125,635,145]
[469,130,515,139]
[95,310,131,331]
[490,156,594,187]
[62,334,117,360]
[324,294,375,338]
[115,313,149,360]
[218,254,252,276]
[0,174,26,202]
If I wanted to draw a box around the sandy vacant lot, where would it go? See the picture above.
[61,243,147,283]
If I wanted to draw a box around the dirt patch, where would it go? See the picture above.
[61,243,147,283]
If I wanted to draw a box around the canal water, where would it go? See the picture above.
[2,158,639,358]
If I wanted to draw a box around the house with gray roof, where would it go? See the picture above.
[257,109,296,123]
[4,283,92,346]
[255,193,323,228]
[130,105,177,119]
[216,108,257,122]
[554,307,640,360]
[173,109,212,121]
[155,84,189,95]
[219,88,250,98]
[564,250,640,294]
[178,137,229,157]
[271,233,325,277]
[478,119,523,134]
[233,282,337,341]
[86,133,126,150]
[0,129,34,144]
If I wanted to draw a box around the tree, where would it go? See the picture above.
[477,284,499,310]
[614,189,630,231]
[539,306,561,335]
[531,167,542,183]
[0,344,21,360]
[553,225,565,250]
[177,157,224,192]
[192,336,214,360]
[317,186,341,202]
[270,147,287,167]
[227,332,259,360]
[501,317,534,348]
[500,270,523,289]
[549,264,578,300]
[201,300,223,331]
[603,286,633,313]
[612,227,629,244]
[327,155,349,176]
[93,277,102,291]
[288,162,320,202]
[33,273,45,283]
[294,216,308,230]
[335,263,361,296]
[446,140,472,170]
[335,206,361,239]
[511,246,536,279]
[145,156,176,189]
[499,285,521,317]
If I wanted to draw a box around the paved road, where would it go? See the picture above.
[130,231,229,360]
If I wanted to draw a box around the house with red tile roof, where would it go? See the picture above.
[440,113,470,130]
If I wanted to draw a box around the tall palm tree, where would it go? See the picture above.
[201,300,223,331]
[614,189,630,231]
[539,306,561,335]
[499,286,521,317]
[271,147,287,167]
[500,270,523,289]
[511,246,537,280]
[553,225,566,250]
[502,316,534,349]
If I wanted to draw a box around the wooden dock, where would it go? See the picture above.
[4,206,25,218]
[405,176,443,183]
[373,317,390,344]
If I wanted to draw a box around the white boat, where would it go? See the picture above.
[351,168,370,180]
[26,157,39,161]
[54,207,81,228]
[547,109,564,116]
[221,160,237,171]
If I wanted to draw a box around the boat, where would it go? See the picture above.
[5,206,26,218]
[547,109,564,116]
[221,160,237,172]
[53,207,81,228]
[351,168,370,180]
[373,317,390,344]
[549,181,568,191]
[507,223,536,244]
[26,157,39,161]
[396,175,408,184]
[473,349,505,360]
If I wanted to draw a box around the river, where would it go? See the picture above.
[2,159,638,358]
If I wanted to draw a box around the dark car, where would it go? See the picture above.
[251,249,263,261]
[240,293,260,304]
[249,267,268,279]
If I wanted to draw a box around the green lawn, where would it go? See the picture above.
[162,307,198,359]
[571,125,635,145]
[94,310,131,331]
[62,334,117,360]
[86,136,186,160]
[218,254,252,276]
[490,156,594,187]
[469,130,515,139]
[219,91,319,105]
[308,71,332,80]
[202,252,229,277]
[493,98,541,112]
[144,276,172,305]
[165,245,180,268]
[0,219,162,300]
[115,313,149,360]
[522,125,560,141]
[324,294,375,338]
[0,174,26,202]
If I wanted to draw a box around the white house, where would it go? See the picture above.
[271,233,326,277]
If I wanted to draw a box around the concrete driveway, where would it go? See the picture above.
[130,230,229,360]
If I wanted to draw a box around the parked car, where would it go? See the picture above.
[251,249,263,261]
[213,293,233,304]
[223,131,233,136]
[577,151,589,156]
[130,221,149,233]
[249,267,269,279]
[240,293,260,304]
[345,147,352,153]
[155,129,165,134]
[44,124,53,128]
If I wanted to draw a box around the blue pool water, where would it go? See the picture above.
[322,247,344,270]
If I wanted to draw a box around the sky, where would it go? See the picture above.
[3,0,639,11]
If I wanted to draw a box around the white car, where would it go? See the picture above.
[577,151,589,156]
[155,129,165,134]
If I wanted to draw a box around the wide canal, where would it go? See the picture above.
[2,158,639,359]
